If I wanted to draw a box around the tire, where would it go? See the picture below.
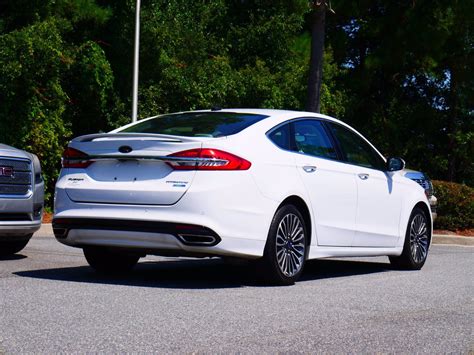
[259,204,308,285]
[389,207,431,270]
[83,247,140,274]
[0,235,32,256]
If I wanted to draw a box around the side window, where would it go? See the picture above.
[292,120,337,160]
[268,123,291,150]
[328,122,386,170]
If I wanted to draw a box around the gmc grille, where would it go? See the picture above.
[0,158,32,197]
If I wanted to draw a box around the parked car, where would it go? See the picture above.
[0,144,44,255]
[53,109,432,284]
[404,169,437,221]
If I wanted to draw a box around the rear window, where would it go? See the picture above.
[119,112,268,138]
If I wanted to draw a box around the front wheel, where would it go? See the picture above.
[259,205,308,285]
[83,247,140,274]
[390,207,431,270]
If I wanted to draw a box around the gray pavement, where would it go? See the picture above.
[1,228,473,353]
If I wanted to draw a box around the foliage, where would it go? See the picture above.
[0,19,70,203]
[433,180,474,231]
[0,1,116,204]
[326,0,473,185]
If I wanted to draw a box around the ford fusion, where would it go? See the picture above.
[53,109,432,284]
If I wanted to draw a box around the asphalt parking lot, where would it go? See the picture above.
[1,228,473,353]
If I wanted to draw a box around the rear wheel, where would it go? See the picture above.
[0,235,32,256]
[83,247,140,273]
[390,207,431,270]
[260,205,307,285]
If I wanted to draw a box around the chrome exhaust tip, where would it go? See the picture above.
[53,227,68,239]
[177,234,218,246]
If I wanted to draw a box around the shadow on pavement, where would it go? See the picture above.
[0,253,27,261]
[14,258,391,289]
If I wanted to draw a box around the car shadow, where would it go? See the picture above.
[14,257,392,289]
[0,253,27,261]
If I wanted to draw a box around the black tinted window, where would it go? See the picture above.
[120,112,268,138]
[268,124,291,150]
[292,120,337,159]
[328,122,386,170]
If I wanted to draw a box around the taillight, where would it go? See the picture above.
[62,147,92,168]
[167,148,251,170]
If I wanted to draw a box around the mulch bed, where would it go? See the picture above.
[434,229,474,237]
[42,212,53,224]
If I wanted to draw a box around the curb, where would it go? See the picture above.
[36,224,474,246]
[432,235,474,246]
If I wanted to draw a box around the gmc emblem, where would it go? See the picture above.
[0,166,14,177]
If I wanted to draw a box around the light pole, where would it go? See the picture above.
[132,0,141,122]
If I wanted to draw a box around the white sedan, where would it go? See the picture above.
[53,109,431,285]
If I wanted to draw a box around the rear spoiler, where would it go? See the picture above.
[72,133,188,143]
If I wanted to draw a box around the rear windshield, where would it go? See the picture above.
[119,112,268,138]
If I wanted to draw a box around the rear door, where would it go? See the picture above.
[290,119,357,246]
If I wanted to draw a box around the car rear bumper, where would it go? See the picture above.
[53,218,265,259]
[53,170,277,258]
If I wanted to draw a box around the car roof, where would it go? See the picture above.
[201,108,351,132]
[113,108,353,136]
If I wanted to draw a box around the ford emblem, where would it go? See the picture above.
[119,145,133,154]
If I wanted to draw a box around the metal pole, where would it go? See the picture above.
[132,0,141,122]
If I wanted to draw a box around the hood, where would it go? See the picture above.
[403,168,427,180]
[0,143,33,160]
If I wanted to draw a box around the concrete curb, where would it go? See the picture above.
[36,224,474,246]
[432,235,474,246]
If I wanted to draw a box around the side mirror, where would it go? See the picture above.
[387,157,405,172]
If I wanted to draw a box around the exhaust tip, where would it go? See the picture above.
[177,234,218,246]
[53,227,68,239]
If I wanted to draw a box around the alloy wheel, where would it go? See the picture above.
[409,213,429,264]
[275,213,306,277]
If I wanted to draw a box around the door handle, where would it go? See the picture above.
[358,173,369,180]
[303,166,317,173]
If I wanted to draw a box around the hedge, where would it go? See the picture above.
[432,180,474,231]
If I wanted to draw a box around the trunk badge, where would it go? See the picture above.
[119,145,133,153]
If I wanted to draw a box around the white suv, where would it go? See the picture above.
[53,109,431,284]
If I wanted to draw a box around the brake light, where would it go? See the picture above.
[62,147,92,168]
[167,148,251,170]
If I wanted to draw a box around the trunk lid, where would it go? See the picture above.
[64,133,205,205]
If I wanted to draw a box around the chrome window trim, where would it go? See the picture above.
[266,117,389,173]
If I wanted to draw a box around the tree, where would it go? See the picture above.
[0,1,117,203]
[325,0,473,184]
[306,1,329,113]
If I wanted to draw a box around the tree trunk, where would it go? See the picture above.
[306,4,326,113]
[447,65,459,182]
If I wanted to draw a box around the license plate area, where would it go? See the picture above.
[88,160,171,182]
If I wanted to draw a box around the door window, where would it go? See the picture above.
[327,122,386,170]
[292,120,337,160]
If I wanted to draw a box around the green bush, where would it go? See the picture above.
[433,180,474,231]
